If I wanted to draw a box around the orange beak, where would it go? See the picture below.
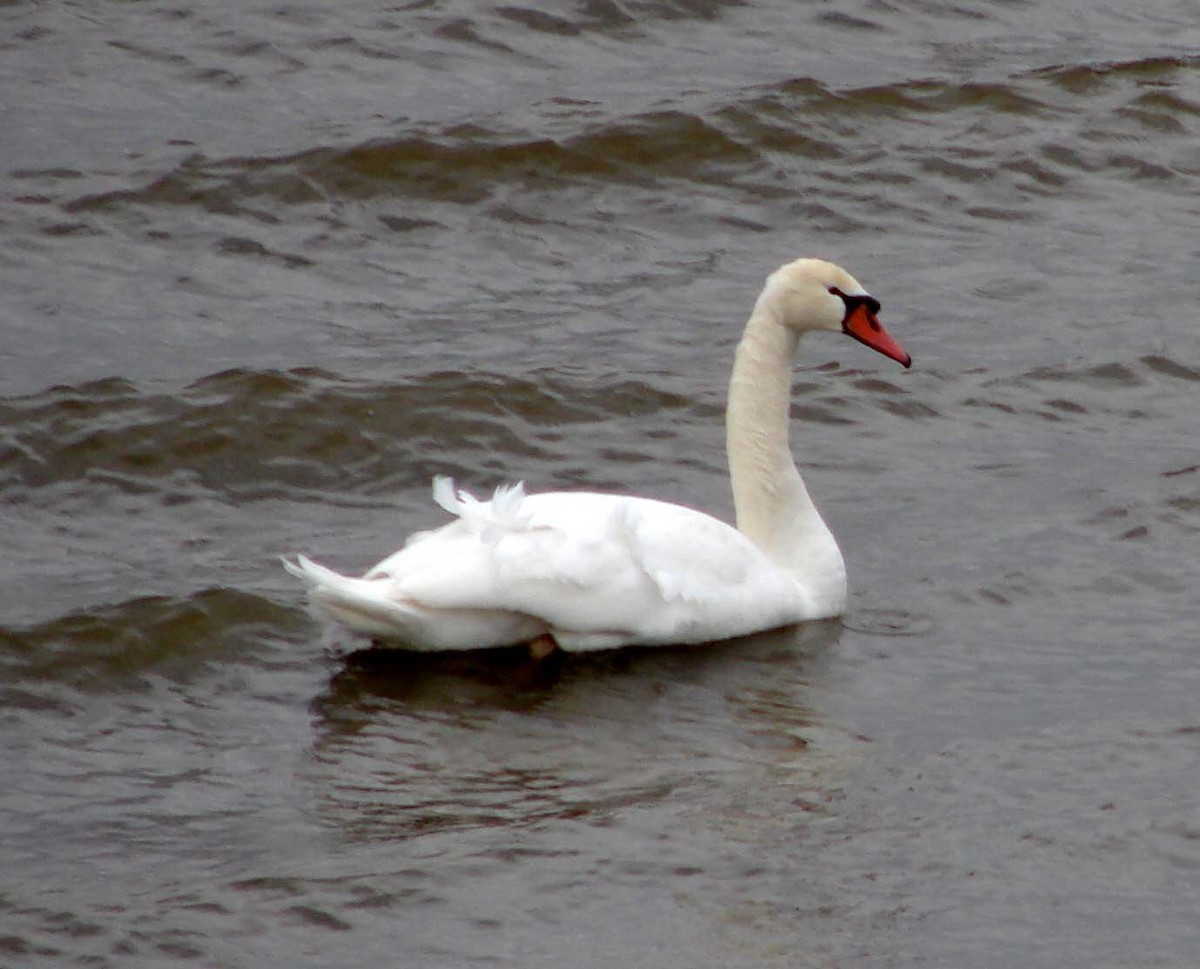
[842,300,912,369]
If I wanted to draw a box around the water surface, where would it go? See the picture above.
[3,2,1199,966]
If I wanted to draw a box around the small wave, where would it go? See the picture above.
[1032,54,1200,91]
[0,588,304,708]
[1141,354,1200,382]
[483,0,748,39]
[52,69,1059,223]
[65,106,761,219]
[49,47,1197,255]
[0,367,712,505]
[959,352,1200,432]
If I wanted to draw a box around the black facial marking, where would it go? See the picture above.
[829,286,882,326]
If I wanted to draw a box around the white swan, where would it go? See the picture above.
[285,257,911,653]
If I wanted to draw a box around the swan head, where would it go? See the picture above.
[759,257,912,368]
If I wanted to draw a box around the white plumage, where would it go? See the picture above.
[285,257,911,652]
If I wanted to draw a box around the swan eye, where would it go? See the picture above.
[830,285,880,311]
[832,288,882,324]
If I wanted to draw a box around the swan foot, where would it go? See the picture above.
[527,634,560,661]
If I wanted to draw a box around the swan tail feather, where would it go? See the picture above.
[282,554,424,640]
[283,554,544,649]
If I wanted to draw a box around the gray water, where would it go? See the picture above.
[3,1,1199,966]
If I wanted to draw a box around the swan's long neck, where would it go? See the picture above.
[726,299,846,614]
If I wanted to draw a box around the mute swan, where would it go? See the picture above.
[285,257,911,653]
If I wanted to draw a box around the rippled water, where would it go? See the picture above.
[4,1,1199,966]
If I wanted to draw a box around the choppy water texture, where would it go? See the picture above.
[4,1,1200,966]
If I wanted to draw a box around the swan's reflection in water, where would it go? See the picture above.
[305,621,844,845]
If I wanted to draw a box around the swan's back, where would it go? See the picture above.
[291,483,817,651]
